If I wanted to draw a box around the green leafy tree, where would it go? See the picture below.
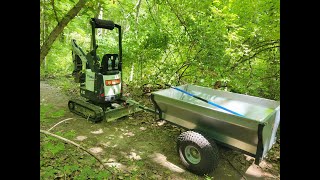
[40,0,279,100]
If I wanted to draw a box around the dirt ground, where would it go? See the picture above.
[40,80,280,179]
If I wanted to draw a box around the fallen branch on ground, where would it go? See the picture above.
[40,129,107,170]
[47,118,74,132]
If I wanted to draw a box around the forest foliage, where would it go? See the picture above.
[40,0,280,100]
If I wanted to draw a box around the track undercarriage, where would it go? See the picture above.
[68,98,142,123]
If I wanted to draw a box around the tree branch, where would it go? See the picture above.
[47,118,74,132]
[178,64,190,84]
[177,48,203,83]
[251,39,280,51]
[170,43,197,80]
[165,0,190,36]
[260,70,280,80]
[134,0,142,37]
[230,45,280,70]
[135,0,142,24]
[145,0,159,28]
[40,0,88,65]
[51,0,60,23]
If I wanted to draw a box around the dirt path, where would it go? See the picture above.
[40,80,280,179]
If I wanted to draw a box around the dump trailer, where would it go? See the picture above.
[151,84,280,175]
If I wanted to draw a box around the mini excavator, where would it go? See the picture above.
[68,18,143,122]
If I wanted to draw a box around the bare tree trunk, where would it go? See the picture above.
[41,0,48,71]
[134,0,142,81]
[40,3,44,46]
[135,0,142,23]
[130,63,134,81]
[135,0,142,38]
[95,2,103,37]
[40,0,88,65]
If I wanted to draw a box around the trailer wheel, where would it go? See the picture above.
[177,131,219,175]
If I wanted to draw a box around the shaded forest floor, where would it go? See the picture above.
[40,77,280,179]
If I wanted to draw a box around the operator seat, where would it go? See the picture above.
[100,54,120,75]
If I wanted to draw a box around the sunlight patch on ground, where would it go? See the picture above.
[99,141,111,147]
[139,127,147,131]
[104,162,127,170]
[106,134,115,140]
[259,161,273,169]
[99,141,118,148]
[90,129,103,134]
[157,120,166,126]
[104,158,127,170]
[89,147,103,154]
[245,164,276,179]
[75,135,87,141]
[127,152,142,160]
[244,154,255,161]
[123,132,135,137]
[106,158,116,162]
[149,153,185,173]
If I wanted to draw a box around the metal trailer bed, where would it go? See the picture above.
[151,84,280,174]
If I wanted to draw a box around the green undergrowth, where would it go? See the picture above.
[45,76,80,96]
[40,103,66,124]
[40,131,115,179]
[40,103,116,179]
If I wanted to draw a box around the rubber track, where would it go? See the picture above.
[68,98,104,122]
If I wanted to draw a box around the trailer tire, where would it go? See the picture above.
[177,131,219,175]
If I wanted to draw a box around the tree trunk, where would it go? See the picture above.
[135,0,142,38]
[95,2,103,37]
[40,2,44,46]
[40,0,88,65]
[135,0,142,80]
[130,63,134,81]
[41,0,48,70]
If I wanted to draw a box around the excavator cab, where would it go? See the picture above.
[100,54,120,75]
[71,18,122,83]
[88,18,122,73]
